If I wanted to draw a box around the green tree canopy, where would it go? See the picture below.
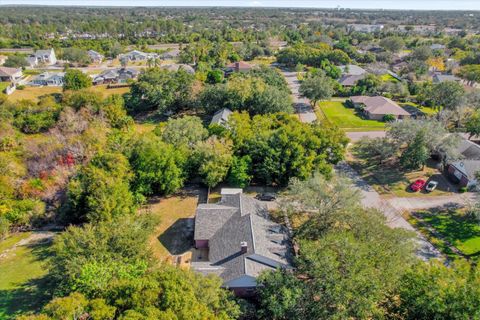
[63,69,92,91]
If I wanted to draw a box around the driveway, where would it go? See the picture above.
[335,162,442,260]
[346,131,386,142]
[281,71,317,123]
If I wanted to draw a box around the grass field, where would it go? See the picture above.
[7,85,130,102]
[0,232,54,319]
[409,209,480,259]
[317,100,386,131]
[141,188,202,266]
[380,73,399,82]
[399,102,438,116]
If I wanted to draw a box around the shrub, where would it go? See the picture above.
[383,114,396,122]
[16,85,25,90]
[459,186,467,193]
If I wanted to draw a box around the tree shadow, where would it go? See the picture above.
[0,274,55,319]
[158,218,194,255]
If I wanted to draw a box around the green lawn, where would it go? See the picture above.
[399,102,438,116]
[0,232,54,319]
[317,100,386,131]
[410,210,480,259]
[380,73,399,82]
[0,82,10,92]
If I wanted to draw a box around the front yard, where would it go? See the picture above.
[408,209,480,261]
[316,100,386,132]
[348,149,454,197]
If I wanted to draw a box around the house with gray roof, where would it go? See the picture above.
[339,64,367,76]
[0,67,23,83]
[93,68,139,85]
[192,189,291,297]
[210,108,233,126]
[30,72,65,86]
[432,74,461,84]
[87,50,104,63]
[446,139,480,189]
[339,74,365,87]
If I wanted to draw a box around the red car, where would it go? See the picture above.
[410,179,426,192]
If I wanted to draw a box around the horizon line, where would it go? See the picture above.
[1,4,479,12]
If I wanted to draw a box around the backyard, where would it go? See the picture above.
[316,100,386,131]
[0,232,54,319]
[409,208,480,260]
[140,186,205,267]
[7,85,130,102]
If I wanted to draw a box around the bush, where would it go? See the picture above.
[383,114,396,122]
[0,216,11,240]
[16,85,25,90]
[459,186,467,193]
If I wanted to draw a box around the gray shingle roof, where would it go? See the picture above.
[340,64,367,76]
[351,96,411,116]
[192,192,291,287]
[210,108,232,126]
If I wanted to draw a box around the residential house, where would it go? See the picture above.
[338,64,368,87]
[26,48,57,67]
[192,189,291,297]
[446,139,480,189]
[121,50,157,62]
[432,74,461,84]
[339,64,367,76]
[339,74,364,87]
[30,72,65,86]
[159,48,181,60]
[225,61,253,74]
[0,67,23,83]
[350,96,411,120]
[160,64,195,74]
[210,108,233,126]
[93,68,139,85]
[87,50,104,63]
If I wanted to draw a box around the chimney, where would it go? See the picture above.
[240,241,248,254]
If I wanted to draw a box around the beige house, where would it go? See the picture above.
[0,67,23,83]
[350,96,411,121]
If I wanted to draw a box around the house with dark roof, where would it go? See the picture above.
[350,96,411,120]
[160,48,181,60]
[446,139,480,189]
[93,68,139,85]
[339,74,365,87]
[192,189,291,297]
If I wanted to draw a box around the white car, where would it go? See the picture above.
[425,181,439,192]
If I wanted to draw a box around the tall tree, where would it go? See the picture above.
[299,71,334,107]
[63,69,92,91]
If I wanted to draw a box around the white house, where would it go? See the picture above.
[26,48,57,67]
[121,50,157,62]
[0,67,23,83]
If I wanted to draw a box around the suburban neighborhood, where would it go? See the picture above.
[1,4,480,320]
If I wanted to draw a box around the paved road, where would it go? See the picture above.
[387,193,478,211]
[346,131,387,141]
[335,162,442,260]
[281,71,317,123]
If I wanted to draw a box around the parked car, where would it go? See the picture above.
[410,179,426,192]
[255,193,277,201]
[425,180,439,192]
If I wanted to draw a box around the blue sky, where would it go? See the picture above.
[1,0,479,10]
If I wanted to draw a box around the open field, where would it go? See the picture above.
[141,187,204,267]
[7,85,130,102]
[0,82,10,93]
[317,100,387,131]
[409,209,480,260]
[0,232,54,319]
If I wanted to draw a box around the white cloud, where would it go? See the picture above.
[248,0,263,6]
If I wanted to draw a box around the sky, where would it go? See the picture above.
[0,0,479,10]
